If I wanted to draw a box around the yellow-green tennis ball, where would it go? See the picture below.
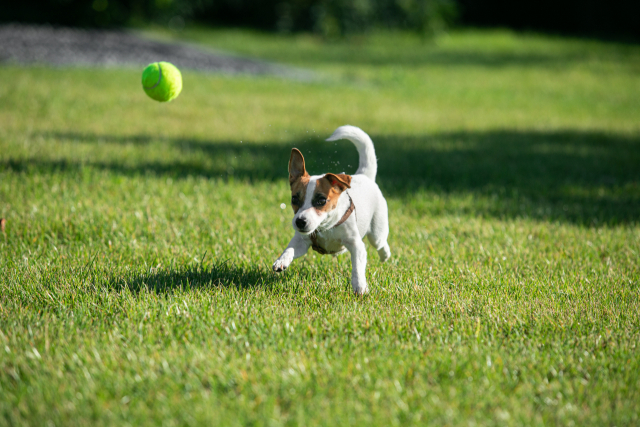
[141,62,182,102]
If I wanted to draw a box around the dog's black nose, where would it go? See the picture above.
[295,217,307,230]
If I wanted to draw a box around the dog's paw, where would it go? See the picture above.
[353,286,369,296]
[352,279,369,296]
[378,243,391,263]
[272,259,289,273]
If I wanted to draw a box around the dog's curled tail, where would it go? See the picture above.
[326,125,377,181]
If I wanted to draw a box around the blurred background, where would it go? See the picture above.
[3,0,639,40]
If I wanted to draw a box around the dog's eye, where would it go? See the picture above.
[313,197,327,207]
[291,195,300,205]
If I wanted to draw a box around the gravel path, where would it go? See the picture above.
[0,23,311,79]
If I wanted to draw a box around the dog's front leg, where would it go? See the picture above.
[346,239,368,295]
[273,233,310,272]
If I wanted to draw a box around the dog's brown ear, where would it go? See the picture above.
[323,173,352,191]
[289,148,307,184]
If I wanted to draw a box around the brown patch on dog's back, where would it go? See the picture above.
[314,173,352,213]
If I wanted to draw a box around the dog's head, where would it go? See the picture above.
[288,148,352,234]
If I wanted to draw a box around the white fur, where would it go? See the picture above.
[273,125,390,295]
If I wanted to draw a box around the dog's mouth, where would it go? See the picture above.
[295,225,314,235]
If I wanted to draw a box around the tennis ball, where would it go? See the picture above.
[141,62,182,102]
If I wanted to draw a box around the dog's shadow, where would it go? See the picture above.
[115,260,282,294]
[113,256,354,295]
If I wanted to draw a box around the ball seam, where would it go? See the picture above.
[143,62,163,90]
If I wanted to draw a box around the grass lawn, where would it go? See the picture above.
[1,28,639,426]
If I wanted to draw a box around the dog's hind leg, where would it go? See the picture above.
[367,200,391,263]
[345,239,369,295]
[368,235,390,263]
[374,241,391,263]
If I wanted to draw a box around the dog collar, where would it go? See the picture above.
[309,193,355,255]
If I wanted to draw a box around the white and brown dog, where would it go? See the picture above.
[272,125,390,294]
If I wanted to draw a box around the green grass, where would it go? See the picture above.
[1,28,640,426]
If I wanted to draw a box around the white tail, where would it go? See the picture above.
[326,125,377,181]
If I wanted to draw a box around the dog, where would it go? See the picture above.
[272,125,391,294]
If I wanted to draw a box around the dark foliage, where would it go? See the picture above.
[2,1,637,41]
[198,0,458,36]
[457,0,640,40]
[2,0,208,28]
[2,0,457,37]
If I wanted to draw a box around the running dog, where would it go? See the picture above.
[272,125,390,294]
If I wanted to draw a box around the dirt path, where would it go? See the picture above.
[0,23,310,79]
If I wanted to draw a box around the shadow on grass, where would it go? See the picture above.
[115,260,281,294]
[7,128,640,225]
